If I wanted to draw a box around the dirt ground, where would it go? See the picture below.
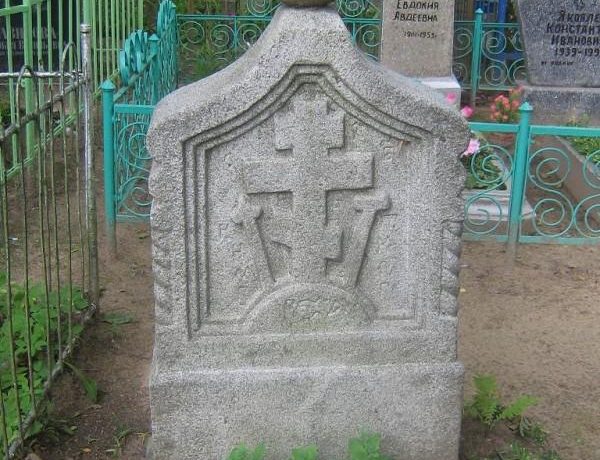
[28,228,600,459]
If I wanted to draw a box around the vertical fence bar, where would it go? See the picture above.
[469,8,483,108]
[138,0,144,28]
[22,0,35,155]
[101,81,117,252]
[149,35,160,104]
[507,102,533,257]
[83,0,92,24]
[81,24,100,307]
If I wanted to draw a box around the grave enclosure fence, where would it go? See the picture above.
[101,0,178,250]
[465,105,600,247]
[1,0,144,155]
[0,25,99,459]
[103,2,599,248]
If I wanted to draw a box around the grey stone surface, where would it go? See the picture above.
[147,3,469,459]
[518,0,600,87]
[420,75,462,106]
[522,83,600,123]
[281,0,330,6]
[381,0,456,78]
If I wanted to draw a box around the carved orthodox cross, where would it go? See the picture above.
[242,93,374,283]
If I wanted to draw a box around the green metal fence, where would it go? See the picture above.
[464,104,600,248]
[0,25,99,458]
[454,9,526,106]
[175,3,525,90]
[0,0,144,184]
[102,3,600,249]
[0,0,144,131]
[176,0,381,83]
[102,0,177,249]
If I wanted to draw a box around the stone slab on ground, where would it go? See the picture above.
[522,83,600,123]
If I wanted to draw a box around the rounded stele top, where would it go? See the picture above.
[281,0,330,6]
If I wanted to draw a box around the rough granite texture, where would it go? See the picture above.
[518,0,600,87]
[147,4,470,459]
[381,0,456,77]
[522,83,600,123]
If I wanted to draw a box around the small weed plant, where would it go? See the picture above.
[226,433,390,460]
[496,442,561,460]
[0,272,88,454]
[465,374,538,430]
[565,115,600,160]
[227,443,267,460]
[465,375,561,460]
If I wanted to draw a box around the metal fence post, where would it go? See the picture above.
[470,9,484,108]
[149,34,160,104]
[81,24,100,308]
[22,0,35,157]
[101,80,117,252]
[507,102,533,258]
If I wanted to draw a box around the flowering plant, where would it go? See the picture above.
[461,132,505,190]
[456,101,506,190]
[490,87,522,123]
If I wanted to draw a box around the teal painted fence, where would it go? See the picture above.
[454,9,526,107]
[176,0,381,83]
[102,5,600,248]
[175,4,524,91]
[101,0,177,249]
[464,105,600,246]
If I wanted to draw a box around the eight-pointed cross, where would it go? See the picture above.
[242,93,373,283]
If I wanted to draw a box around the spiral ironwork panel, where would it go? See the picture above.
[452,21,526,91]
[452,22,474,86]
[463,139,514,236]
[177,0,381,82]
[111,0,178,221]
[114,114,154,219]
[478,23,525,90]
[525,137,600,240]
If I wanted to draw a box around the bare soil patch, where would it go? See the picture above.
[26,236,600,459]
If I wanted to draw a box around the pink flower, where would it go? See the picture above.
[460,105,474,118]
[445,92,458,104]
[462,138,480,158]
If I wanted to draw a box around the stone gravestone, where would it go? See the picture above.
[518,0,600,121]
[0,0,75,72]
[147,0,469,458]
[381,0,461,103]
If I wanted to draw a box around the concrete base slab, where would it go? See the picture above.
[419,75,462,107]
[522,84,600,124]
[149,363,464,460]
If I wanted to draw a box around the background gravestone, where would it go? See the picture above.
[381,0,461,103]
[147,1,469,458]
[0,0,77,72]
[518,0,600,121]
